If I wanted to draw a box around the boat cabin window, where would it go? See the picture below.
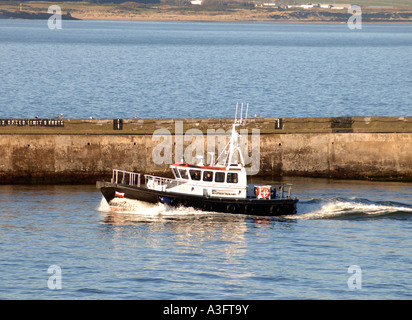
[215,172,225,183]
[227,172,238,184]
[203,171,213,182]
[189,169,201,181]
[172,168,180,179]
[179,169,188,179]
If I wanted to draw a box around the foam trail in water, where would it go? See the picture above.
[288,198,412,220]
[97,197,212,216]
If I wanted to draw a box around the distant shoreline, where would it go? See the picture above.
[1,2,412,23]
[0,9,79,20]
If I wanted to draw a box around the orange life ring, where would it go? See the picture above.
[260,187,270,199]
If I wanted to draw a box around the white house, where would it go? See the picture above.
[301,4,314,9]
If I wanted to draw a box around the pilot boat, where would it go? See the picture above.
[96,107,298,216]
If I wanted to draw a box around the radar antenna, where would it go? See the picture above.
[214,103,249,168]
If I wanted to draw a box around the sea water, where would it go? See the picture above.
[0,21,411,119]
[0,20,412,300]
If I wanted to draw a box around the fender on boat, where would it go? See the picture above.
[159,196,174,205]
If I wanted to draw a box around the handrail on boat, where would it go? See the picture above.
[275,183,293,199]
[144,174,174,186]
[144,174,187,191]
[111,170,181,190]
[111,169,141,187]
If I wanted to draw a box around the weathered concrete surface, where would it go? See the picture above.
[267,132,412,181]
[0,117,411,184]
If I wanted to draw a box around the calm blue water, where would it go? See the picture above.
[0,20,411,119]
[1,20,412,300]
[1,179,412,300]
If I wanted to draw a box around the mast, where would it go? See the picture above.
[215,103,248,168]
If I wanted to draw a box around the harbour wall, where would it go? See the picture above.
[0,117,411,184]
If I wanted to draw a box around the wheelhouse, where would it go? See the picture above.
[170,163,247,187]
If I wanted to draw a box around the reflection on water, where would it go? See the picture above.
[99,196,244,236]
[97,197,298,269]
[98,202,252,278]
[1,181,412,299]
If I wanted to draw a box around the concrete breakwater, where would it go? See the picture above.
[0,117,411,184]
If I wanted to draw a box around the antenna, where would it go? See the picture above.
[234,102,249,126]
[215,103,250,167]
[234,102,249,125]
